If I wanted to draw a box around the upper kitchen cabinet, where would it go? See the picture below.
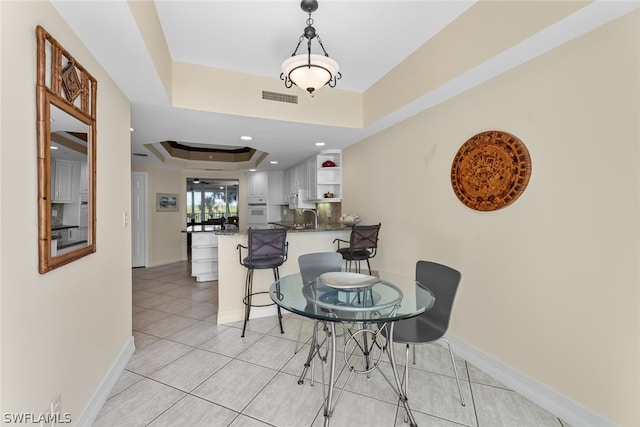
[306,157,317,199]
[268,171,287,204]
[52,159,74,203]
[287,163,303,195]
[315,150,342,201]
[246,171,268,198]
[284,149,342,202]
[79,160,88,193]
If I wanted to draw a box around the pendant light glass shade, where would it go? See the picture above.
[281,54,339,94]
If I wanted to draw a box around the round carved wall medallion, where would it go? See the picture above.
[451,130,532,211]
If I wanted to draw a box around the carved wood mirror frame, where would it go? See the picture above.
[36,26,97,273]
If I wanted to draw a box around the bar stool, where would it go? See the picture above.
[237,227,288,337]
[333,223,381,272]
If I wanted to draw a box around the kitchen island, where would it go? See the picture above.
[216,227,350,325]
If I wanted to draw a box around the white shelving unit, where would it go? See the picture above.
[315,149,341,202]
[191,232,218,282]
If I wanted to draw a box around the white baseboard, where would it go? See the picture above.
[147,257,185,268]
[217,305,279,325]
[217,308,244,325]
[75,336,135,427]
[446,334,614,427]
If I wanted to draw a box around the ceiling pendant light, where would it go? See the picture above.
[280,0,341,95]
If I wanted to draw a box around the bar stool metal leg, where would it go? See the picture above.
[242,268,254,338]
[273,267,284,334]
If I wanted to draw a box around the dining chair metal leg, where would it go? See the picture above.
[442,338,466,406]
[403,343,410,423]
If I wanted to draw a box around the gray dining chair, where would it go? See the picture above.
[391,260,465,406]
[296,252,343,353]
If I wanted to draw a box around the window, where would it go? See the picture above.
[186,179,238,223]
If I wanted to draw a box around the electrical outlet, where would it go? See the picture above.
[50,394,61,417]
[38,394,61,427]
[123,212,128,227]
[40,406,49,427]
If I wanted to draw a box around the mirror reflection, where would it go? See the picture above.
[49,104,90,256]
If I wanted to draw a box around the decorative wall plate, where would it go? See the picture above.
[61,62,81,102]
[451,130,532,211]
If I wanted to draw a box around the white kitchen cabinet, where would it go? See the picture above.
[287,162,304,195]
[284,150,342,202]
[268,171,287,204]
[79,160,88,193]
[52,159,74,203]
[191,232,218,282]
[307,157,317,199]
[300,161,310,198]
[247,171,268,197]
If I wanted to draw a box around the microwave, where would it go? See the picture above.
[288,189,315,209]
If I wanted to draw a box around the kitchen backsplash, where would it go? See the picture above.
[279,202,342,229]
[51,203,64,226]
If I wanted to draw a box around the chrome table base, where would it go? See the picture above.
[298,319,419,427]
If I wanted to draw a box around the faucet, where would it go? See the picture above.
[302,209,318,230]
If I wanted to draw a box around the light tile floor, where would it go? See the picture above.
[93,261,570,427]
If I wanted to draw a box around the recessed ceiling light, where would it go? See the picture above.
[249,168,256,172]
[315,142,326,146]
[50,146,58,150]
[270,161,278,164]
[240,135,252,141]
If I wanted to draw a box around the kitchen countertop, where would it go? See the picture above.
[268,222,348,232]
[182,225,234,233]
[183,224,347,234]
[51,224,79,231]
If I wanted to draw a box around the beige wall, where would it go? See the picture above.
[0,1,132,421]
[343,11,639,426]
[131,165,248,267]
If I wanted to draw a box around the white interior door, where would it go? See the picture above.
[131,172,147,267]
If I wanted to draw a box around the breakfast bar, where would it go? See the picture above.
[216,227,350,325]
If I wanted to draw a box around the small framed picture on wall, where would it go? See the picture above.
[156,193,179,212]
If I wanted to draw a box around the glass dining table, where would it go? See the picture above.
[269,270,435,427]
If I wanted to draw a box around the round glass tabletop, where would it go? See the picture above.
[269,270,435,323]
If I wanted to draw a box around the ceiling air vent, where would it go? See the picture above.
[262,91,298,104]
[132,153,148,157]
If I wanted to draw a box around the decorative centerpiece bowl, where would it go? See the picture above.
[340,214,361,227]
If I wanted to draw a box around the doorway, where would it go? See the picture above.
[131,172,147,267]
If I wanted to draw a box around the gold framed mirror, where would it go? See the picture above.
[36,26,97,273]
